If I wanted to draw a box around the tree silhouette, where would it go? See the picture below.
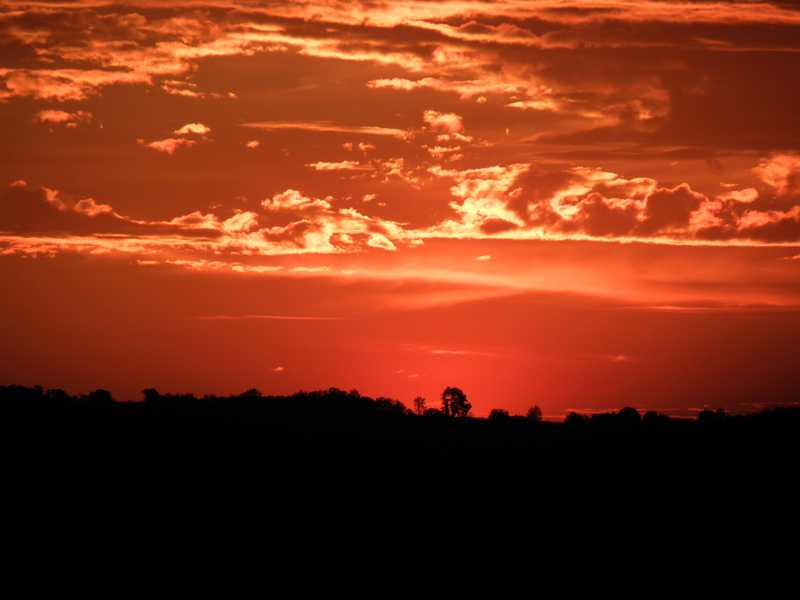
[82,389,113,408]
[564,411,589,426]
[441,386,471,418]
[526,405,543,423]
[413,396,427,415]
[489,408,510,422]
[698,408,727,425]
[617,406,642,427]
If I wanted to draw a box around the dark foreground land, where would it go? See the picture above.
[4,384,800,529]
[3,384,799,467]
[5,384,796,568]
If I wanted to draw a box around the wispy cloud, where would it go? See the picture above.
[430,348,498,357]
[241,121,410,139]
[193,314,342,321]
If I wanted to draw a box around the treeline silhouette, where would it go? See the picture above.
[3,383,799,462]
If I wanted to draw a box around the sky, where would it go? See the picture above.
[2,0,800,416]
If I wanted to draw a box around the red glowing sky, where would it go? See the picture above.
[2,1,800,416]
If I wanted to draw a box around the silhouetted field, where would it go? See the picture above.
[3,384,799,469]
[7,382,792,557]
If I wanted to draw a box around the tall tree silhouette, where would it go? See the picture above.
[441,387,471,418]
[413,396,427,415]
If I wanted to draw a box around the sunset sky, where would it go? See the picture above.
[2,0,800,416]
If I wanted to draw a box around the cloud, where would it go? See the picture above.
[506,99,560,112]
[173,122,211,136]
[737,206,800,241]
[241,121,409,139]
[638,184,707,235]
[306,161,371,171]
[418,156,800,245]
[367,77,523,99]
[425,145,462,159]
[0,182,415,263]
[221,211,260,234]
[2,0,797,141]
[423,110,464,134]
[1,68,149,101]
[718,188,758,204]
[302,157,421,186]
[3,0,790,165]
[3,141,800,283]
[262,189,332,211]
[139,122,211,155]
[424,163,528,238]
[35,110,92,127]
[754,154,800,195]
[74,198,114,218]
[139,137,197,155]
[1,186,117,230]
[366,234,396,250]
[196,314,340,321]
[5,0,800,370]
[161,79,236,99]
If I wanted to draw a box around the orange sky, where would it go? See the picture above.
[2,1,800,415]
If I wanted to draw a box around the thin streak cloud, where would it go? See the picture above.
[193,314,343,321]
[240,121,410,139]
